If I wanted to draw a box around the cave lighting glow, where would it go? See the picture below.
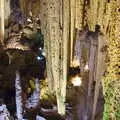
[37,56,41,60]
[71,75,82,86]
[84,63,89,71]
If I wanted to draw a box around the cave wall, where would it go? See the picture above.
[1,0,120,119]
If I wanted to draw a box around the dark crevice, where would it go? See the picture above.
[107,0,110,3]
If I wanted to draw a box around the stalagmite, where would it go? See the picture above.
[15,71,23,120]
[25,78,40,109]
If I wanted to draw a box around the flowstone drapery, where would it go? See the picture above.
[73,27,106,120]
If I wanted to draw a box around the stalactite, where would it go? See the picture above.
[40,0,54,91]
[58,0,70,115]
[97,0,106,31]
[70,0,89,65]
[0,0,4,45]
[88,0,99,30]
[40,0,70,115]
[47,0,60,92]
[70,0,76,63]
[75,0,84,29]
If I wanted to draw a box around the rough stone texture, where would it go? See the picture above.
[1,0,119,119]
[30,0,120,119]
